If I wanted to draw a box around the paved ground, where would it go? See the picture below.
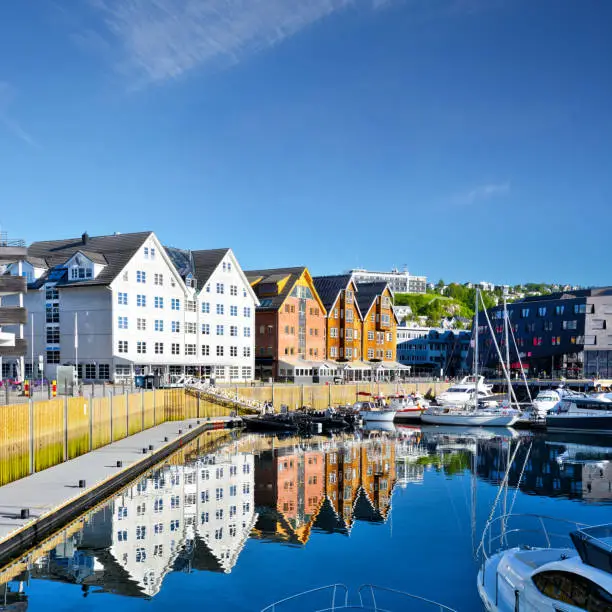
[0,416,235,545]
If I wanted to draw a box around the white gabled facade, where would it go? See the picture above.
[2,232,258,383]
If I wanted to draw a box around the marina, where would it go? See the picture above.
[0,425,611,610]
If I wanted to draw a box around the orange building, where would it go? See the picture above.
[357,282,399,369]
[313,275,363,362]
[246,267,327,382]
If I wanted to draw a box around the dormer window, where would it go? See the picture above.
[70,255,92,280]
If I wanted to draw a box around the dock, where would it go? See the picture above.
[0,415,241,564]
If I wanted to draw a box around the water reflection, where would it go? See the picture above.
[1,426,611,609]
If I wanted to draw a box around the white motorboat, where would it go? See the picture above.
[546,396,612,434]
[360,408,397,423]
[390,394,427,421]
[478,513,612,611]
[435,375,496,407]
[531,386,588,419]
[421,406,520,427]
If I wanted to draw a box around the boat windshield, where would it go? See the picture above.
[571,525,612,575]
[447,387,469,393]
[536,393,559,402]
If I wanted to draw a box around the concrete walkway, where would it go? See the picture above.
[0,416,237,560]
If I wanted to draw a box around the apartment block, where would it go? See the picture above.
[2,232,258,383]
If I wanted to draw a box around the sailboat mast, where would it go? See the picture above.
[474,288,479,379]
[503,290,511,405]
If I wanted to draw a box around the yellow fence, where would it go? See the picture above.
[233,381,450,411]
[0,389,231,487]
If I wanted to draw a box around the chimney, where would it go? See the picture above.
[82,232,89,245]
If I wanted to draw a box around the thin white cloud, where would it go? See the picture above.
[0,82,38,147]
[85,0,384,86]
[455,182,510,205]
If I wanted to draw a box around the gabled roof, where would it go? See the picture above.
[27,232,153,288]
[312,274,355,312]
[355,281,390,316]
[245,266,307,311]
[192,248,231,287]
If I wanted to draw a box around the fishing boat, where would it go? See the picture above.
[477,514,612,611]
[261,583,457,611]
[546,396,612,434]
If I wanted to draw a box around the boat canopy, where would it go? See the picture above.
[571,525,612,575]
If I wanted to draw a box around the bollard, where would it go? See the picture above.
[116,460,123,468]
[142,448,147,454]
[188,424,192,429]
[178,429,183,435]
[164,436,169,442]
[78,479,86,488]
[148,444,154,451]
[20,509,30,519]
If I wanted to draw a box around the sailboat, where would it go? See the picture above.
[422,288,521,427]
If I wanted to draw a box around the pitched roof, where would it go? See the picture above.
[245,266,307,311]
[192,248,231,287]
[27,232,153,288]
[312,274,353,312]
[355,281,390,315]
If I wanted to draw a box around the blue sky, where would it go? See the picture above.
[1,0,610,286]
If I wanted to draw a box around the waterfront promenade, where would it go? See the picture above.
[0,415,237,563]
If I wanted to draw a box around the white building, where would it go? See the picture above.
[396,322,439,343]
[106,447,256,595]
[2,232,258,382]
[349,267,427,294]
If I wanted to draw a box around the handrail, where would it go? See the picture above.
[0,234,25,248]
[261,583,349,611]
[358,585,457,611]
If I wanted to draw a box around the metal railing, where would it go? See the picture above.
[261,584,457,611]
[0,233,25,247]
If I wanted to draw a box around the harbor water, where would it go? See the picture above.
[1,426,611,611]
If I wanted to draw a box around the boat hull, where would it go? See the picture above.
[546,414,612,434]
[421,412,519,427]
[360,410,397,423]
[393,409,423,422]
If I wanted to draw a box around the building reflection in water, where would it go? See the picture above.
[0,432,414,604]
[475,435,612,503]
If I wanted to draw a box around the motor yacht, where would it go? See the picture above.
[435,375,496,407]
[546,396,612,434]
[478,514,612,611]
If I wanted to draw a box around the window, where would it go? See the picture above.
[46,327,60,343]
[154,273,163,286]
[230,305,238,316]
[563,320,578,330]
[118,292,128,305]
[118,340,128,353]
[538,306,546,317]
[386,332,392,342]
[346,310,353,322]
[202,344,210,356]
[551,336,561,346]
[216,283,224,294]
[216,346,224,356]
[216,325,224,335]
[136,525,147,540]
[85,364,96,379]
[202,323,210,335]
[216,304,224,315]
[136,270,146,283]
[368,331,374,340]
[555,305,564,315]
[215,487,223,500]
[185,322,197,334]
[230,325,238,336]
[230,285,237,296]
[172,321,181,333]
[154,296,164,309]
[330,328,338,338]
[243,307,251,317]
[137,341,147,354]
[386,350,392,359]
[202,301,210,313]
[532,570,612,609]
[330,346,337,358]
[368,348,374,359]
[45,286,59,300]
[521,308,530,318]
[155,342,164,354]
[242,366,252,378]
[137,317,146,331]
[122,270,128,281]
[186,300,196,312]
[243,346,251,357]
[143,247,149,259]
[137,294,146,307]
[171,343,180,355]
[135,548,146,563]
[574,304,588,314]
[155,319,164,332]
[185,344,196,356]
[230,366,239,378]
[244,327,251,337]
[117,530,127,542]
[170,520,180,532]
[230,346,238,357]
[99,364,110,379]
[171,298,180,311]
[118,316,128,330]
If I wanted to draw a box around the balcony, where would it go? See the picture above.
[0,275,27,296]
[0,234,27,263]
[0,306,28,325]
[0,338,27,357]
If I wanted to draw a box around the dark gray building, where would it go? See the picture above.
[476,287,612,379]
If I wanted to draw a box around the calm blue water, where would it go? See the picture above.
[1,427,611,612]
